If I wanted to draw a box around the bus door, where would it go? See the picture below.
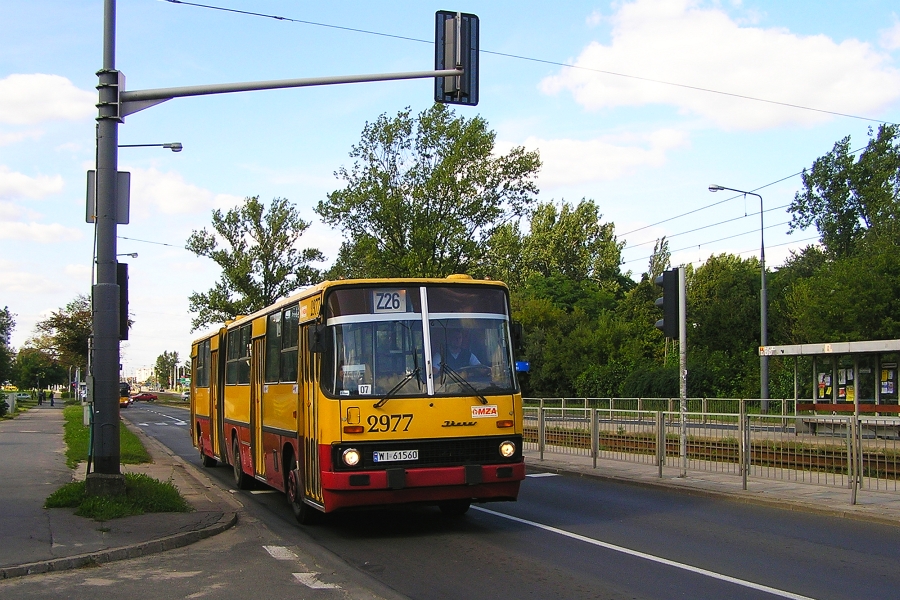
[251,336,265,478]
[211,344,225,460]
[301,327,324,506]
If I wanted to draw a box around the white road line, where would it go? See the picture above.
[293,573,340,589]
[473,507,818,600]
[526,472,559,478]
[263,545,297,560]
[250,490,278,495]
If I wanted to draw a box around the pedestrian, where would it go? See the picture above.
[49,390,54,407]
[38,389,44,405]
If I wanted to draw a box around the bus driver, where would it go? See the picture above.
[434,327,482,372]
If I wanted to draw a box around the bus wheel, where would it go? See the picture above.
[286,463,319,525]
[200,447,217,468]
[232,438,250,489]
[438,500,471,516]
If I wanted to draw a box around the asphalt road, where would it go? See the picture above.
[99,402,900,599]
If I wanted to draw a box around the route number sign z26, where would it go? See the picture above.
[373,290,406,313]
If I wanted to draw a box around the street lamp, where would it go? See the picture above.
[118,142,183,152]
[116,253,138,258]
[708,184,769,407]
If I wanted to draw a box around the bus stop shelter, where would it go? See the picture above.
[760,339,900,415]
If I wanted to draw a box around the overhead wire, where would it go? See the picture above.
[163,0,897,127]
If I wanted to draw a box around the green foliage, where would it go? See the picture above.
[29,295,91,372]
[790,124,900,259]
[12,347,66,390]
[316,104,541,279]
[0,306,14,385]
[187,196,324,330]
[155,351,179,390]
[45,473,190,520]
[787,247,900,342]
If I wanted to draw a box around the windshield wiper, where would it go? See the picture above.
[374,367,421,408]
[439,361,488,405]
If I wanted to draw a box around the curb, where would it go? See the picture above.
[0,511,237,580]
[525,458,900,530]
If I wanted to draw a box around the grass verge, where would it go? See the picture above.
[62,404,151,468]
[51,405,191,520]
[46,473,191,520]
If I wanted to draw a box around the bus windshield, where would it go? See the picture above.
[322,285,516,398]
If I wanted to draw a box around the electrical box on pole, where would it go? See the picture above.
[654,268,679,339]
[434,11,479,106]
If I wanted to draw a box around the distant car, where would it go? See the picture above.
[132,392,158,402]
[180,390,190,401]
[16,392,30,400]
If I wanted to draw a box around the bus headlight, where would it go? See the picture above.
[499,440,516,458]
[342,448,361,467]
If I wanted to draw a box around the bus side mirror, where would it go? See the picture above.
[308,324,325,353]
[511,321,524,352]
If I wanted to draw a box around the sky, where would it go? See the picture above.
[2,0,899,379]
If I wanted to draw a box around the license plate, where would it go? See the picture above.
[372,449,418,463]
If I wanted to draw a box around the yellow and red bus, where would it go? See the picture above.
[190,275,525,523]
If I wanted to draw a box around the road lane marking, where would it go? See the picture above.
[526,472,559,478]
[473,507,817,600]
[264,545,296,560]
[293,573,340,589]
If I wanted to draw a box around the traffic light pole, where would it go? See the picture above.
[88,1,472,495]
[87,0,125,496]
[678,266,687,478]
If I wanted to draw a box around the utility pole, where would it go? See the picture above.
[86,0,125,496]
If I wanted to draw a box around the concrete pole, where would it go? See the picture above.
[87,0,124,495]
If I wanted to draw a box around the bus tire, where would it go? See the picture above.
[200,448,217,468]
[232,438,250,489]
[438,499,471,516]
[285,451,320,525]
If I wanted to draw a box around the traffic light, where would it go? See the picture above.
[434,11,479,106]
[654,268,678,339]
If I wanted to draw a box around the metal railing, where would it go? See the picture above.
[523,399,900,504]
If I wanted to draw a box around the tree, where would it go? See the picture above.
[0,307,15,385]
[154,351,179,390]
[13,347,65,390]
[187,196,324,331]
[521,199,627,289]
[316,104,541,279]
[647,237,671,281]
[789,124,900,259]
[29,295,91,372]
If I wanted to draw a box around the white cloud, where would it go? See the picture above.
[126,167,244,218]
[498,128,689,187]
[541,0,900,130]
[0,74,95,125]
[0,266,65,294]
[881,16,900,50]
[0,166,64,200]
[0,129,43,146]
[0,221,82,243]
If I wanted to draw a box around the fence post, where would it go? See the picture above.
[656,411,664,478]
[739,399,747,490]
[702,397,708,424]
[539,398,545,461]
[849,416,858,505]
[591,408,599,469]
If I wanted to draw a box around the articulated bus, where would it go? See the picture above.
[190,275,525,523]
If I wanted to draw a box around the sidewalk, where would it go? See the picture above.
[0,404,238,580]
[524,449,900,527]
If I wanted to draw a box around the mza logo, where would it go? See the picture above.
[471,405,498,419]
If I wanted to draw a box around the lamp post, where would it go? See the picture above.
[708,184,769,409]
[119,142,183,152]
